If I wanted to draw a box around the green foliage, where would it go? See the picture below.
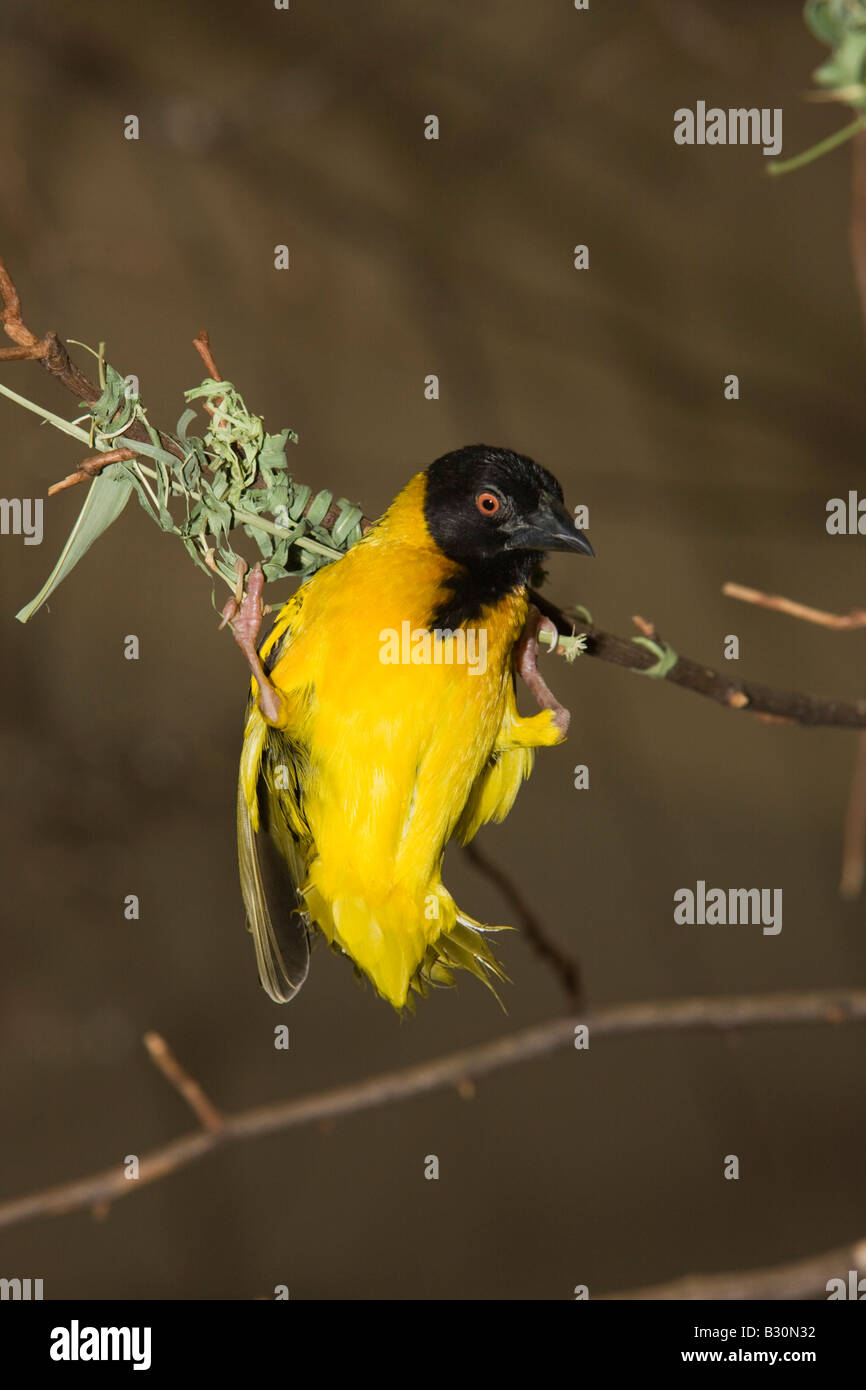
[767,3,866,175]
[15,358,365,621]
[806,0,866,106]
[15,464,134,623]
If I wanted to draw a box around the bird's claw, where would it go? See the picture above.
[515,609,572,736]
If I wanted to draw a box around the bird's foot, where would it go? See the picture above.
[219,559,284,725]
[515,607,571,736]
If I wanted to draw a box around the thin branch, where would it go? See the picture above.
[530,590,866,730]
[47,446,138,496]
[2,256,865,730]
[0,255,184,459]
[463,841,582,1002]
[0,989,863,1235]
[840,731,866,899]
[851,126,866,339]
[192,330,221,382]
[0,257,43,356]
[605,1235,866,1301]
[143,1032,224,1134]
[723,582,866,631]
[723,582,866,894]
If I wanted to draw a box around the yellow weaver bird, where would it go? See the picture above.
[228,445,593,1011]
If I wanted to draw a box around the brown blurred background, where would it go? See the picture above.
[0,0,863,1300]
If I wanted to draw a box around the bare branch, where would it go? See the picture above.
[143,1032,224,1135]
[463,841,582,1002]
[723,582,866,631]
[851,126,866,339]
[530,590,866,730]
[605,1235,866,1300]
[0,255,184,458]
[192,330,221,382]
[0,989,863,1234]
[47,447,138,496]
[841,731,866,899]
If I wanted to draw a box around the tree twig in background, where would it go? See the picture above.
[0,989,863,1236]
[850,126,866,339]
[463,840,582,1002]
[840,731,866,899]
[530,590,866,730]
[604,1235,866,1301]
[723,582,866,631]
[723,580,866,897]
[143,1032,224,1135]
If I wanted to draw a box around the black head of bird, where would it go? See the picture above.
[421,444,593,626]
[423,444,593,571]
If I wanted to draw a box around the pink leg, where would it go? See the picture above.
[220,561,284,725]
[514,607,571,736]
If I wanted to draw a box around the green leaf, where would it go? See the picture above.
[805,1,847,47]
[15,466,134,622]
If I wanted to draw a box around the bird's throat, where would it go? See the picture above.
[429,550,540,629]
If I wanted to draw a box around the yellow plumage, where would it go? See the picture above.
[238,462,578,1011]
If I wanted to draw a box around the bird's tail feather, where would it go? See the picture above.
[409,912,512,1011]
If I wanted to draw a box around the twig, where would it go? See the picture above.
[604,1235,866,1300]
[631,614,657,638]
[851,127,866,339]
[0,989,862,1234]
[0,255,184,459]
[0,257,45,358]
[143,1032,224,1134]
[463,841,582,1001]
[47,446,138,496]
[530,591,866,730]
[723,582,866,894]
[723,582,866,631]
[192,331,227,428]
[192,330,221,382]
[840,731,866,899]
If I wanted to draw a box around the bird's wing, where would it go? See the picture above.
[238,589,314,1003]
[452,741,535,846]
[452,679,535,845]
[238,714,313,1003]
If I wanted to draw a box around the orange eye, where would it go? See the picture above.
[476,491,500,516]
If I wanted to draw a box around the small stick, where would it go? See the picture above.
[143,1032,224,1134]
[192,330,221,383]
[0,258,44,353]
[605,1234,866,1301]
[192,329,227,428]
[463,841,582,1003]
[840,731,866,899]
[48,447,137,496]
[631,614,657,638]
[723,582,866,631]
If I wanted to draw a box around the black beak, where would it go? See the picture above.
[503,493,595,557]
